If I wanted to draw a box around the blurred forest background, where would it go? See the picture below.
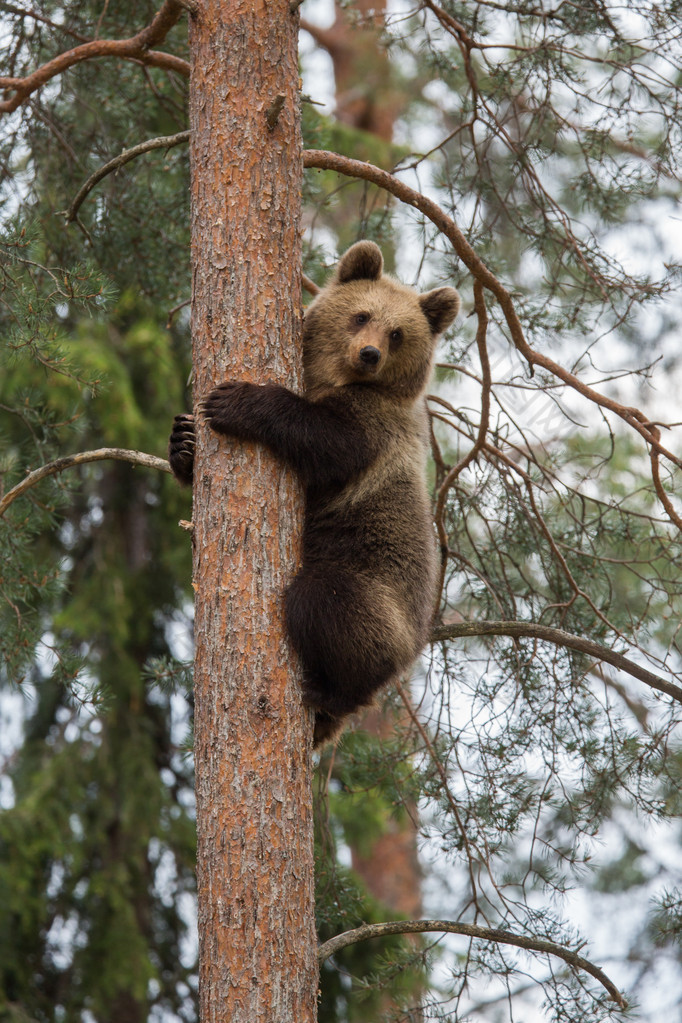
[1,1,682,1020]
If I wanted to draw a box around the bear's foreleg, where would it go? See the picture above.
[201,381,377,488]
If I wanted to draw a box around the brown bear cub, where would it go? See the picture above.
[168,241,460,745]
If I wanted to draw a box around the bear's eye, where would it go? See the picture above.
[354,312,370,326]
[389,328,404,350]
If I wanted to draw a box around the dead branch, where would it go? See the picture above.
[318,918,627,1008]
[430,620,682,704]
[166,297,191,329]
[60,132,324,300]
[61,131,323,299]
[0,448,171,518]
[65,130,190,222]
[0,0,189,115]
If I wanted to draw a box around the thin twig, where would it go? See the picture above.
[2,4,90,43]
[433,278,490,609]
[394,679,484,918]
[166,297,191,329]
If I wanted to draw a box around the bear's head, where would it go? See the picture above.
[303,241,460,400]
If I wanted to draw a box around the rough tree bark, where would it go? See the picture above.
[188,2,317,1021]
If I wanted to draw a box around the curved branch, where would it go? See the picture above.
[63,134,323,299]
[318,918,626,1008]
[65,130,190,222]
[0,448,171,518]
[0,0,189,114]
[302,150,681,478]
[430,620,682,704]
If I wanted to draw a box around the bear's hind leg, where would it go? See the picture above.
[285,566,414,738]
[312,710,345,748]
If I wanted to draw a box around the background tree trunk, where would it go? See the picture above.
[188,3,317,1021]
[301,0,403,140]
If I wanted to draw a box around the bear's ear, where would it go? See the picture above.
[419,287,461,336]
[335,241,384,284]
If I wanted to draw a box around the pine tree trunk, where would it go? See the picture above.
[187,3,317,1021]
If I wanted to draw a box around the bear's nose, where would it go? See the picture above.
[359,346,381,367]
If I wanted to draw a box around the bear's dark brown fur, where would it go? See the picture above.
[169,241,460,745]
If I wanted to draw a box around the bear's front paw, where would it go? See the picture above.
[168,413,195,487]
[200,381,260,438]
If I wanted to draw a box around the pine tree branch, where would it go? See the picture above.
[430,620,682,704]
[317,918,627,1008]
[0,448,171,518]
[0,0,189,115]
[65,130,190,223]
[302,150,682,484]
